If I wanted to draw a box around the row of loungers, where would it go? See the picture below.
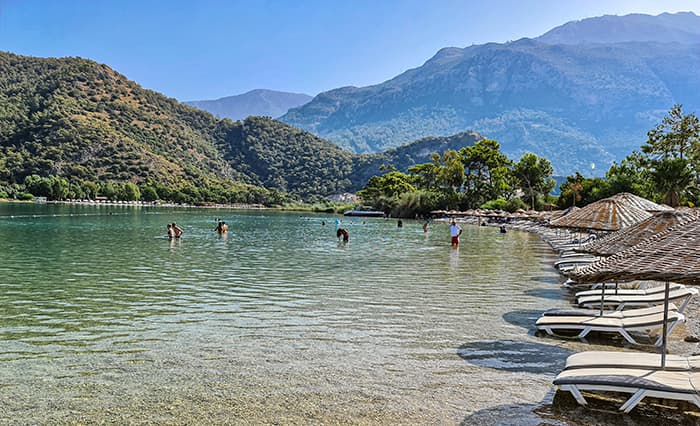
[554,351,700,412]
[537,309,684,346]
[539,233,700,414]
[536,287,698,344]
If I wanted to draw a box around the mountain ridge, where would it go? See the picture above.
[186,89,312,121]
[281,12,700,174]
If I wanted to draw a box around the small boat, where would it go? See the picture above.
[343,210,385,217]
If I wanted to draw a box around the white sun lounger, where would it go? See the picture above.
[536,311,685,346]
[575,284,685,298]
[554,257,598,270]
[542,303,678,318]
[577,288,698,312]
[554,367,700,412]
[563,351,700,371]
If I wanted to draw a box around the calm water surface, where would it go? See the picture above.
[0,203,580,424]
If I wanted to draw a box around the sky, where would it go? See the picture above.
[1,0,699,101]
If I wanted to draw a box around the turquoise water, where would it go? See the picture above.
[0,203,574,424]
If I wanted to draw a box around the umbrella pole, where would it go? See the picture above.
[599,282,606,316]
[661,281,670,369]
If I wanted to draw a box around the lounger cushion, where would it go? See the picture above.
[554,368,696,394]
[577,288,697,307]
[536,312,683,329]
[543,304,678,318]
[564,351,690,371]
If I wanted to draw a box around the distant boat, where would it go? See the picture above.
[343,210,385,217]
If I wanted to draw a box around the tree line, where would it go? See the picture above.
[558,104,699,209]
[358,105,700,217]
[358,139,555,217]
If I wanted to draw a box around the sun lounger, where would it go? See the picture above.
[542,303,678,318]
[554,257,598,270]
[577,288,698,312]
[553,367,700,412]
[575,284,685,298]
[563,351,700,371]
[536,311,685,346]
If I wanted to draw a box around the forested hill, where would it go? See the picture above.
[0,52,483,201]
[0,51,241,187]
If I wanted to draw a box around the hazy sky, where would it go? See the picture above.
[1,0,699,100]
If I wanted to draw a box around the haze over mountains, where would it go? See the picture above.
[186,89,312,120]
[281,12,700,175]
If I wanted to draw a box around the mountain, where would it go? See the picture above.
[281,12,700,175]
[0,52,484,201]
[537,12,700,45]
[186,89,312,120]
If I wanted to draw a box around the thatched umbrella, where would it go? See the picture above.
[550,197,652,232]
[607,192,673,213]
[570,216,700,367]
[577,210,700,257]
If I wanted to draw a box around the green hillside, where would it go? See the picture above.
[0,52,485,203]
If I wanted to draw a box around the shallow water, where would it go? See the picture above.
[0,203,582,424]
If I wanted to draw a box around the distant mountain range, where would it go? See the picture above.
[186,89,312,120]
[281,12,700,175]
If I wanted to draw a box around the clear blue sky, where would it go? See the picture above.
[1,0,699,101]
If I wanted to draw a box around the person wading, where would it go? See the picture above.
[449,220,462,247]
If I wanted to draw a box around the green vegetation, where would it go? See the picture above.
[0,52,481,205]
[558,105,700,208]
[0,51,293,205]
[357,138,555,217]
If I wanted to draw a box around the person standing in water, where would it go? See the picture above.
[172,223,183,238]
[423,222,429,233]
[167,224,175,239]
[449,220,462,247]
[337,228,349,243]
[214,221,229,233]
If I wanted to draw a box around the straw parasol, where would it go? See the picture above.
[576,210,700,257]
[570,216,700,367]
[550,197,652,232]
[570,216,700,284]
[607,192,673,213]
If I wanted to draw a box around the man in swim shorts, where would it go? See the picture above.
[449,220,462,247]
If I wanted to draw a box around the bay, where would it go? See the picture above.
[0,203,575,424]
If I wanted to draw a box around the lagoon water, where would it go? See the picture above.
[0,203,578,424]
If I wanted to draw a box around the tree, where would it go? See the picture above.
[460,139,512,208]
[558,173,611,209]
[122,182,141,201]
[640,105,700,206]
[513,153,555,210]
[140,185,159,202]
[604,152,653,199]
[357,171,416,201]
